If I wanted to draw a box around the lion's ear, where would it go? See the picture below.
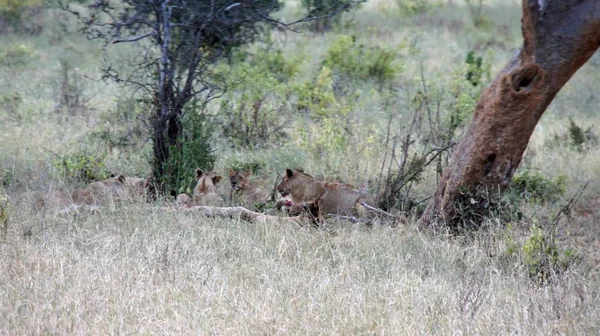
[196,168,204,179]
[286,168,294,178]
[229,168,235,176]
[116,175,126,184]
[244,170,253,177]
[295,167,304,173]
[213,175,222,184]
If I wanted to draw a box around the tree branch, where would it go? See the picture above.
[113,33,153,44]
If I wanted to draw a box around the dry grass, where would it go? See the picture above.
[1,205,599,335]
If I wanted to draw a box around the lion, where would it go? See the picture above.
[123,176,156,202]
[276,168,377,217]
[70,174,129,206]
[177,169,224,206]
[228,169,270,207]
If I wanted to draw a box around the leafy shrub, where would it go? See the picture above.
[162,101,216,196]
[228,159,265,175]
[0,43,36,67]
[465,0,489,29]
[567,118,598,151]
[294,66,344,119]
[568,118,586,150]
[323,35,401,84]
[0,0,46,34]
[217,44,301,148]
[52,151,108,184]
[300,0,359,32]
[508,170,567,203]
[465,51,483,87]
[522,224,579,283]
[395,0,443,15]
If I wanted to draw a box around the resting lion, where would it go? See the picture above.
[228,169,270,207]
[14,174,154,215]
[276,168,379,218]
[176,169,224,206]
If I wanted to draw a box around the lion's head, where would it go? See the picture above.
[193,169,222,195]
[229,169,252,192]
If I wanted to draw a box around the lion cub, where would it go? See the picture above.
[229,169,270,207]
[176,169,224,206]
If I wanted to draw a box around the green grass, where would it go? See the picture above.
[1,0,600,333]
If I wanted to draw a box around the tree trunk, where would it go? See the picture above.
[419,0,600,230]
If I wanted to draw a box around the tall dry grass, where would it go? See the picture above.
[1,205,599,335]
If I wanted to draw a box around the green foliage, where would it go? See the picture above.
[566,118,598,151]
[465,51,483,87]
[568,118,586,150]
[465,0,489,29]
[294,66,346,119]
[508,170,567,203]
[323,35,401,84]
[217,43,301,148]
[521,224,580,283]
[300,0,358,32]
[395,0,443,15]
[0,43,36,67]
[291,67,357,161]
[0,0,46,33]
[52,151,108,184]
[0,92,22,116]
[162,101,216,196]
[228,159,265,175]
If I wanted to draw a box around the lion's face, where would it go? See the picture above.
[276,169,294,197]
[276,168,310,198]
[229,169,251,192]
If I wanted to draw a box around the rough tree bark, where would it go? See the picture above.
[419,0,600,230]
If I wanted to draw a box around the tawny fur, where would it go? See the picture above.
[176,169,224,207]
[276,168,376,217]
[229,169,269,207]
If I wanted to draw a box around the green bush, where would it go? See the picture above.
[522,224,580,283]
[0,43,36,67]
[395,0,443,15]
[300,0,358,32]
[52,151,108,184]
[465,51,483,87]
[162,101,216,196]
[0,0,46,34]
[323,35,401,84]
[508,170,567,203]
[216,44,301,148]
[294,66,342,119]
[228,159,265,175]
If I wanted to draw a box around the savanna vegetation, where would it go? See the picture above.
[1,0,600,334]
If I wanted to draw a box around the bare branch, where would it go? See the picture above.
[113,33,153,44]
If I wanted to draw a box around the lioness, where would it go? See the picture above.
[70,174,128,206]
[276,168,376,217]
[229,169,270,207]
[177,169,224,206]
[14,174,133,215]
[123,176,157,202]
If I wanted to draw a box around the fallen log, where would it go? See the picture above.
[178,205,310,225]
